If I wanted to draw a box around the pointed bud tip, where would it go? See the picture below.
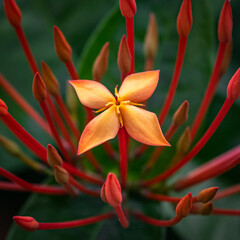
[104,172,122,207]
[119,0,137,18]
[218,0,232,43]
[144,13,158,59]
[198,187,218,203]
[54,26,72,63]
[176,192,192,218]
[118,35,131,75]
[92,42,109,81]
[227,68,240,101]
[200,202,213,215]
[41,61,60,96]
[13,216,39,232]
[54,165,69,185]
[47,144,63,168]
[177,127,191,153]
[177,0,192,37]
[4,0,22,27]
[0,99,8,116]
[32,73,47,102]
[173,100,189,126]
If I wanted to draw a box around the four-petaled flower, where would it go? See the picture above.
[70,70,170,155]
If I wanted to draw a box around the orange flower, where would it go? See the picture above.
[70,70,170,155]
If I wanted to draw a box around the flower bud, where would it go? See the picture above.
[144,13,158,59]
[0,99,8,116]
[13,216,39,232]
[4,0,22,27]
[218,0,232,43]
[177,127,191,154]
[41,61,60,96]
[100,183,108,203]
[54,26,72,63]
[227,68,240,101]
[92,42,109,81]
[103,173,122,207]
[219,40,232,78]
[198,187,218,203]
[119,0,137,19]
[177,0,192,38]
[54,165,69,185]
[32,73,47,102]
[173,100,189,126]
[47,144,63,168]
[118,35,131,75]
[200,202,213,216]
[176,193,192,218]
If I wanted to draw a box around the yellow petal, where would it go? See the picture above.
[120,105,170,146]
[78,106,120,154]
[118,70,160,102]
[69,80,115,109]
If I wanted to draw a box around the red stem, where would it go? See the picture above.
[126,17,135,74]
[37,212,114,230]
[0,75,51,136]
[191,43,227,139]
[0,168,67,195]
[55,94,80,139]
[0,182,67,195]
[212,208,240,216]
[133,211,182,227]
[141,98,233,187]
[69,176,100,197]
[118,127,127,188]
[114,204,129,228]
[39,101,73,164]
[14,26,39,74]
[214,184,240,201]
[158,36,187,125]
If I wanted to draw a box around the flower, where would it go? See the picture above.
[70,70,170,155]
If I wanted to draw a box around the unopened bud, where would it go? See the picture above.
[144,13,158,59]
[103,173,122,207]
[54,165,69,185]
[177,127,191,154]
[47,144,63,168]
[219,40,232,78]
[198,187,218,203]
[119,0,137,19]
[177,0,192,37]
[218,0,232,43]
[100,183,108,203]
[92,42,109,81]
[4,0,21,27]
[227,68,240,101]
[13,216,39,232]
[0,99,8,116]
[32,73,47,102]
[118,35,131,75]
[200,202,213,215]
[54,26,72,63]
[176,193,192,218]
[41,61,60,96]
[173,100,189,126]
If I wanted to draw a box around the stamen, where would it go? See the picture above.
[116,106,123,127]
[94,102,114,113]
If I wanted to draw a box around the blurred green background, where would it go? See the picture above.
[0,0,239,239]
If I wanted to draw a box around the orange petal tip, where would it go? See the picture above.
[13,216,39,232]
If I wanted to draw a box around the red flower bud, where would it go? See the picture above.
[32,73,47,103]
[103,173,122,207]
[218,0,232,43]
[176,193,192,218]
[227,68,240,101]
[47,144,63,168]
[119,0,137,18]
[198,187,218,203]
[177,0,192,37]
[54,26,72,63]
[118,35,131,75]
[173,100,189,126]
[100,183,108,203]
[177,127,191,154]
[200,202,213,215]
[13,216,39,232]
[0,99,8,116]
[4,0,22,27]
